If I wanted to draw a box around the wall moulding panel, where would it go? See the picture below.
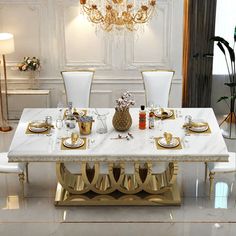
[0,0,44,65]
[125,0,172,69]
[55,1,112,70]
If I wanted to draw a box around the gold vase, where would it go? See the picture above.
[112,109,132,132]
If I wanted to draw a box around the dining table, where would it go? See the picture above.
[8,107,229,206]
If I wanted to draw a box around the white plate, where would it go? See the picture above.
[154,109,173,118]
[29,120,48,133]
[189,119,209,133]
[158,137,180,148]
[63,137,85,148]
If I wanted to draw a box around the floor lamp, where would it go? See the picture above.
[0,33,15,132]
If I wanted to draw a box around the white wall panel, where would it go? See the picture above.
[0,1,42,63]
[125,0,171,68]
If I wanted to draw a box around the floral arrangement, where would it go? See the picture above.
[115,92,135,111]
[18,57,40,71]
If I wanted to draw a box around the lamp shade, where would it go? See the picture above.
[0,33,15,55]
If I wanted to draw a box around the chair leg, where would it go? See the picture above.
[209,171,215,199]
[25,163,29,183]
[18,173,25,198]
[204,162,208,182]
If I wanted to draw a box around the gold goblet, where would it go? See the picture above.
[71,132,79,145]
[164,132,172,145]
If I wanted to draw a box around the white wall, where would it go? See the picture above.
[0,0,184,108]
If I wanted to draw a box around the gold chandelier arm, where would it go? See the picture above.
[80,0,157,32]
[82,4,104,23]
[133,3,155,24]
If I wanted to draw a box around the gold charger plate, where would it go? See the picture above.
[187,123,211,134]
[155,137,182,150]
[63,109,87,119]
[154,109,175,120]
[61,137,87,150]
[25,123,50,135]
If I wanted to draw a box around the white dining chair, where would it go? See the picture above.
[205,152,236,197]
[0,152,28,197]
[61,70,97,176]
[141,70,174,107]
[61,70,94,108]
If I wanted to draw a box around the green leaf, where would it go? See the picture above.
[229,94,236,100]
[234,26,236,42]
[224,82,236,87]
[226,44,235,62]
[217,96,229,103]
[217,42,225,55]
[211,36,229,45]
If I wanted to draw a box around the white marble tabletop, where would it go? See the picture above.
[8,108,229,163]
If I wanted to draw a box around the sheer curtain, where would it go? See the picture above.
[182,0,217,107]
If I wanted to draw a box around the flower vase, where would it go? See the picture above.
[28,70,39,89]
[112,109,132,132]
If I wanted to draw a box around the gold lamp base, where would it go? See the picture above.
[0,126,13,132]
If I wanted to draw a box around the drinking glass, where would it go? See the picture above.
[45,116,52,126]
[185,115,192,125]
[56,119,63,129]
[96,114,108,134]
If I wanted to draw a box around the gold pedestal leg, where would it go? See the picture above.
[204,162,208,182]
[18,173,25,198]
[209,172,215,199]
[25,163,29,183]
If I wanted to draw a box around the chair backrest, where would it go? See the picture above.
[141,70,174,107]
[61,70,94,108]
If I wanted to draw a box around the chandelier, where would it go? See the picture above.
[79,0,157,32]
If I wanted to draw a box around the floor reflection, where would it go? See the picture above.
[2,195,20,210]
[214,182,228,209]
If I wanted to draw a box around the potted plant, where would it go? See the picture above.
[18,56,40,89]
[211,27,236,139]
[112,92,135,131]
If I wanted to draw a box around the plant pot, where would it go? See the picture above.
[220,112,236,139]
[112,109,132,132]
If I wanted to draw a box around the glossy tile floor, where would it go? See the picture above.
[0,122,236,235]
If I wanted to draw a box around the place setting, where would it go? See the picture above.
[25,116,54,135]
[63,101,86,120]
[183,115,211,135]
[154,108,175,120]
[61,132,87,150]
[155,132,182,150]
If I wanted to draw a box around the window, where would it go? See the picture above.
[213,0,236,75]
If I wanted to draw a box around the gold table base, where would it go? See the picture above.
[54,162,181,206]
[55,182,181,206]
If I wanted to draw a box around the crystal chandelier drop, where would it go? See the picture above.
[79,0,157,32]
